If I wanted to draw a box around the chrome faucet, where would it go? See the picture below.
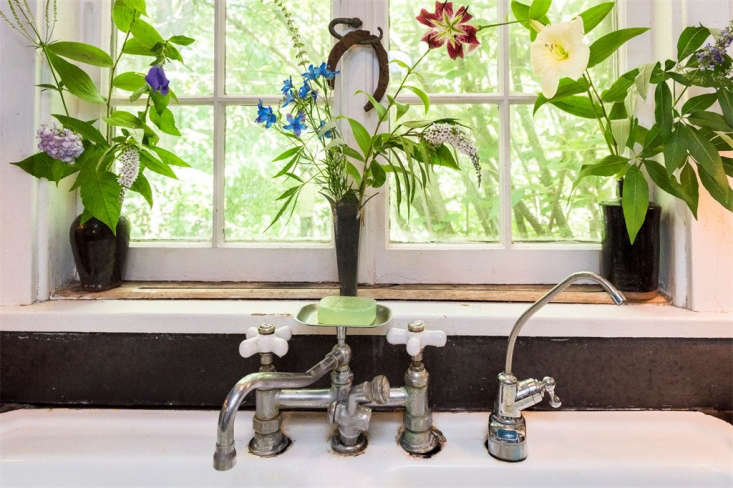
[487,271,626,462]
[214,317,447,470]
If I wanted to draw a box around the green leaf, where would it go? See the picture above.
[140,149,176,178]
[601,68,639,103]
[698,162,733,211]
[273,151,300,178]
[368,162,386,188]
[511,1,531,28]
[662,129,687,172]
[105,110,142,128]
[46,52,105,104]
[120,0,146,14]
[166,44,183,63]
[679,124,728,190]
[150,90,170,114]
[169,35,195,46]
[533,77,589,114]
[677,26,709,61]
[113,72,146,91]
[549,96,597,118]
[11,152,78,182]
[528,0,551,19]
[342,145,364,162]
[47,41,113,67]
[654,82,674,140]
[347,118,372,157]
[272,146,301,162]
[356,89,387,120]
[679,163,699,217]
[621,166,649,244]
[634,62,656,100]
[681,93,717,114]
[578,2,614,33]
[130,172,153,207]
[724,157,733,178]
[688,111,732,132]
[608,101,628,120]
[78,170,122,234]
[51,114,107,145]
[576,155,629,186]
[149,108,180,136]
[643,159,682,200]
[588,28,650,68]
[405,85,429,114]
[388,95,410,121]
[149,146,190,167]
[122,38,156,56]
[434,144,460,170]
[717,88,733,128]
[112,0,135,31]
[276,186,299,201]
[130,18,164,49]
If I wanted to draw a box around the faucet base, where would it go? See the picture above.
[330,432,368,455]
[248,432,292,457]
[213,445,237,471]
[399,426,445,456]
[486,413,527,462]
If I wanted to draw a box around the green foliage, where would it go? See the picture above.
[587,28,650,68]
[11,152,78,182]
[578,2,614,33]
[46,51,105,104]
[676,26,709,61]
[621,166,648,244]
[47,41,113,67]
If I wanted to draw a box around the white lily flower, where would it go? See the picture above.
[530,17,590,99]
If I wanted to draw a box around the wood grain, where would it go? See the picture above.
[51,282,667,304]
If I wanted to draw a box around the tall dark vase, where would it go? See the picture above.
[70,215,130,291]
[601,200,660,299]
[331,195,361,297]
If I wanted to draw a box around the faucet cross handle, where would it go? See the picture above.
[542,376,561,408]
[387,320,447,357]
[239,324,292,358]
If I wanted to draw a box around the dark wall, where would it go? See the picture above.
[1,332,731,411]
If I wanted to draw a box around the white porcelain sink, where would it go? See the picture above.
[0,409,731,487]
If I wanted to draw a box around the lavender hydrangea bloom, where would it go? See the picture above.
[146,65,170,96]
[37,126,84,163]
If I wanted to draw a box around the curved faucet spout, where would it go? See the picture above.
[213,348,344,470]
[504,271,625,374]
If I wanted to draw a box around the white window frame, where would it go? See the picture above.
[1,0,731,311]
[120,0,613,283]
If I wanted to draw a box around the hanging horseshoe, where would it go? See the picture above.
[327,19,389,113]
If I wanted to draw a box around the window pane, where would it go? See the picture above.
[390,0,499,94]
[116,0,214,96]
[510,104,613,242]
[226,0,331,95]
[124,105,214,241]
[390,104,500,243]
[225,106,332,242]
[510,0,615,93]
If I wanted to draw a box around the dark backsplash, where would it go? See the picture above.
[1,332,731,411]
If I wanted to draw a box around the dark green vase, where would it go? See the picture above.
[70,215,130,291]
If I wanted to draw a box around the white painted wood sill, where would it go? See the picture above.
[0,300,730,337]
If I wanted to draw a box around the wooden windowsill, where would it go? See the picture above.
[51,282,668,304]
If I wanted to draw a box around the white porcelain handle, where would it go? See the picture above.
[239,325,292,358]
[386,326,446,357]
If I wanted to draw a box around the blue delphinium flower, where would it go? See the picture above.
[255,100,277,128]
[37,125,84,162]
[317,62,339,80]
[317,120,334,139]
[281,77,294,94]
[302,64,320,81]
[284,112,307,137]
[145,65,170,96]
[299,81,312,99]
[283,90,296,107]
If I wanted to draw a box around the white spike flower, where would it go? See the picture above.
[117,148,140,189]
[530,17,590,99]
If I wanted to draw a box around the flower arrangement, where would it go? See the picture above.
[1,0,194,233]
[256,1,517,229]
[516,0,733,243]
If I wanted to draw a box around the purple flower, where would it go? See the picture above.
[255,100,277,128]
[146,65,170,96]
[37,125,84,163]
[283,112,307,137]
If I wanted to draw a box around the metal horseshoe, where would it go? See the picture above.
[327,19,389,113]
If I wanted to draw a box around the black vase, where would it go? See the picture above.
[601,202,660,297]
[331,195,361,297]
[70,215,130,291]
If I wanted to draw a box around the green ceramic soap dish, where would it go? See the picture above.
[295,303,392,328]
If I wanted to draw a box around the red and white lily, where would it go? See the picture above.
[417,1,480,60]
